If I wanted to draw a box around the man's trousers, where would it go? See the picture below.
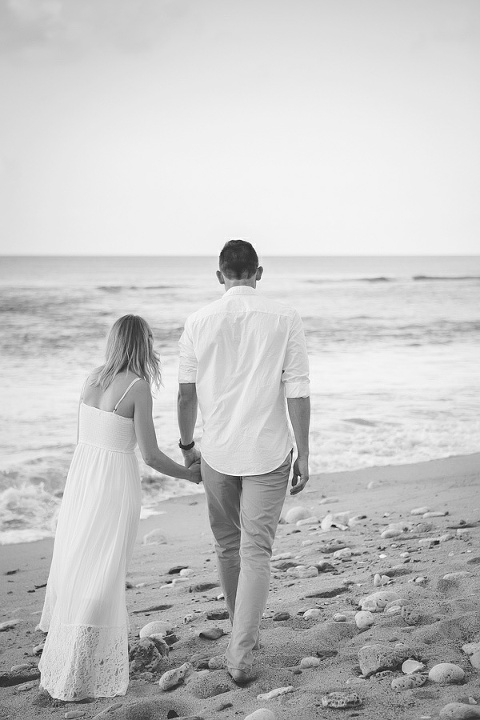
[201,453,291,672]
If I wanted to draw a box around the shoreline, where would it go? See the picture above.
[1,451,479,720]
[1,451,479,556]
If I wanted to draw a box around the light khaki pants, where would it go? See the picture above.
[201,454,291,671]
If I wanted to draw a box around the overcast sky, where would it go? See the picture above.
[0,0,479,256]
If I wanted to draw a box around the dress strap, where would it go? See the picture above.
[113,378,142,413]
[80,376,90,403]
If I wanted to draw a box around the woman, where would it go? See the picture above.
[38,315,201,701]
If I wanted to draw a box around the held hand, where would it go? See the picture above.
[181,446,201,467]
[187,459,202,485]
[290,455,309,495]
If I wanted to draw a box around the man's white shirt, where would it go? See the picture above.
[178,286,310,476]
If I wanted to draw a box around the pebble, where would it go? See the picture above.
[208,655,227,669]
[439,703,480,719]
[271,552,293,561]
[244,710,276,720]
[0,619,21,632]
[0,667,41,687]
[429,663,465,684]
[381,528,403,539]
[333,547,352,559]
[92,703,122,720]
[158,662,192,690]
[168,565,189,574]
[296,516,319,526]
[199,627,224,640]
[286,566,318,578]
[273,612,291,621]
[187,671,231,699]
[402,659,425,674]
[257,686,294,701]
[65,712,86,719]
[423,510,447,517]
[33,643,45,655]
[284,506,311,523]
[443,571,472,580]
[189,582,219,593]
[359,590,400,612]
[129,638,168,673]
[411,506,429,515]
[391,674,427,691]
[184,614,195,623]
[206,609,229,621]
[467,652,480,670]
[300,656,321,668]
[374,573,391,587]
[355,611,374,630]
[333,613,347,622]
[179,568,195,577]
[318,496,340,504]
[321,512,349,531]
[358,643,413,677]
[139,621,174,639]
[462,642,480,656]
[321,691,362,708]
[384,605,402,616]
[300,609,320,621]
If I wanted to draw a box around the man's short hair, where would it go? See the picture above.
[219,240,259,279]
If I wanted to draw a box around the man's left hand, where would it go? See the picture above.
[290,455,309,495]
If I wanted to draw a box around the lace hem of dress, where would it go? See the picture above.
[38,621,129,701]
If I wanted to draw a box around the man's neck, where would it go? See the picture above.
[223,278,256,291]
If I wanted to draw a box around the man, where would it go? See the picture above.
[177,239,310,683]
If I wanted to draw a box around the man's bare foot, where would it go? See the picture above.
[227,667,258,685]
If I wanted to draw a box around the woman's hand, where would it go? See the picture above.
[187,459,202,484]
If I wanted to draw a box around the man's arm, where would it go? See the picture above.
[283,310,310,494]
[178,319,201,466]
[177,382,201,466]
[287,397,310,495]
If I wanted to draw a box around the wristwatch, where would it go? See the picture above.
[179,439,195,451]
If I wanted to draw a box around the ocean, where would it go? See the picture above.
[1,255,479,545]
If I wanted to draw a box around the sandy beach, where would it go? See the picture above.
[1,453,479,720]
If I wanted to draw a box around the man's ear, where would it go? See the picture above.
[216,270,225,285]
[256,266,263,281]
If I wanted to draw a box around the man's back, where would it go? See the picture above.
[178,286,309,475]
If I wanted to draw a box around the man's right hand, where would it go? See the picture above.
[187,459,202,484]
[182,446,201,467]
[290,455,309,495]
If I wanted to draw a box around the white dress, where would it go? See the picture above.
[38,380,142,701]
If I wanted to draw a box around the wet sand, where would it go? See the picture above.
[1,453,479,720]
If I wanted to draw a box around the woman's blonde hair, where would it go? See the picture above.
[94,315,161,390]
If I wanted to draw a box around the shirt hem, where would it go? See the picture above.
[202,446,294,477]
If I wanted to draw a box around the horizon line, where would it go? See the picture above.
[2,253,480,259]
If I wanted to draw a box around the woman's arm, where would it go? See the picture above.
[133,381,201,484]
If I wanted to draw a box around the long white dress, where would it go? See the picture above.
[38,380,142,701]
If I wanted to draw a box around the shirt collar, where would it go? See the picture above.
[223,286,257,296]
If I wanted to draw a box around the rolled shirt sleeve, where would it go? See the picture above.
[282,310,310,398]
[178,318,198,383]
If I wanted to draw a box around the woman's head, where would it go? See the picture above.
[95,315,161,390]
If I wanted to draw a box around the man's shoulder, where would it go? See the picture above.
[253,294,301,319]
[185,297,225,324]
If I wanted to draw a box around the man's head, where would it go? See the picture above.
[217,239,263,288]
